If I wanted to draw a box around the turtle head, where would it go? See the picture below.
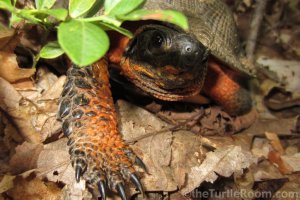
[121,24,209,101]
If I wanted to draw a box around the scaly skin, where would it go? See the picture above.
[203,59,252,115]
[58,59,143,199]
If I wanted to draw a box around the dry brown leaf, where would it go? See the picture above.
[9,139,75,188]
[0,77,22,109]
[171,132,254,193]
[8,138,85,199]
[268,151,293,175]
[0,171,36,194]
[197,107,233,135]
[0,175,15,193]
[265,132,285,154]
[170,192,191,200]
[135,132,177,191]
[118,100,258,195]
[199,106,256,135]
[9,142,43,174]
[0,110,22,162]
[119,100,253,195]
[181,145,257,194]
[12,78,35,90]
[0,70,65,143]
[0,77,41,143]
[7,177,62,200]
[281,153,300,172]
[264,88,300,114]
[273,173,300,200]
[0,52,35,83]
[36,138,74,185]
[252,160,284,181]
[60,181,89,200]
[253,178,289,200]
[16,66,61,100]
[0,28,19,52]
[243,117,298,135]
[34,75,65,141]
[171,131,207,189]
[205,133,254,151]
[156,105,256,136]
[252,132,299,174]
[117,99,171,141]
[265,132,294,174]
[251,137,272,159]
[234,168,255,200]
[257,57,300,93]
[118,100,177,191]
[35,67,59,92]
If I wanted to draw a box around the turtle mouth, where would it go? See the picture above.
[120,57,207,101]
[120,24,209,101]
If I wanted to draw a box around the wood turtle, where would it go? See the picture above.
[58,0,256,199]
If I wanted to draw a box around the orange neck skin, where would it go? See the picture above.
[107,35,130,64]
[203,58,252,115]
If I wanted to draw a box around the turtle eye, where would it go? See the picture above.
[151,32,164,48]
[146,31,166,56]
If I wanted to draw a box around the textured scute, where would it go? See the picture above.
[58,61,138,191]
[143,0,256,76]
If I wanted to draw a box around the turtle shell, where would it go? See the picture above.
[143,0,256,76]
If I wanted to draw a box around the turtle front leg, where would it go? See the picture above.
[203,59,252,116]
[58,59,143,199]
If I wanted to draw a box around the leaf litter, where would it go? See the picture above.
[1,0,300,199]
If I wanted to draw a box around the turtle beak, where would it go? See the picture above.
[171,34,209,71]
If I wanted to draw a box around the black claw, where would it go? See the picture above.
[130,174,144,197]
[75,166,82,182]
[98,181,107,200]
[116,182,127,200]
[135,156,147,173]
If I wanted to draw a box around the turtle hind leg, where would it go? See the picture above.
[58,59,144,199]
[203,59,252,116]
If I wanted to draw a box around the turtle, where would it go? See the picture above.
[58,0,256,199]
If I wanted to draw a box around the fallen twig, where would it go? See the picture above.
[126,108,205,143]
[246,0,269,61]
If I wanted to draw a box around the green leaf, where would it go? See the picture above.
[98,22,133,38]
[104,0,144,16]
[69,0,96,18]
[2,0,11,4]
[58,20,109,66]
[32,9,68,21]
[119,9,189,31]
[10,13,22,26]
[0,0,13,12]
[40,41,64,59]
[35,0,56,9]
[85,0,104,17]
[18,9,42,24]
[79,15,122,27]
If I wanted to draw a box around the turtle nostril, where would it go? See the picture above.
[186,46,192,52]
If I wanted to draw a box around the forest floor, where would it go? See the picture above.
[0,0,300,199]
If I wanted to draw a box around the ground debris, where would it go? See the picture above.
[118,100,257,195]
[6,177,62,200]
